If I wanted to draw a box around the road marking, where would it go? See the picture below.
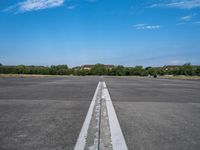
[74,82,101,150]
[102,82,128,150]
[74,81,128,150]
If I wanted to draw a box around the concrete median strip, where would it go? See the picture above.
[74,81,128,150]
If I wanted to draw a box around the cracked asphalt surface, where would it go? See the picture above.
[0,76,200,150]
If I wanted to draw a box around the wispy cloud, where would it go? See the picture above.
[177,14,197,25]
[149,0,200,9]
[85,0,97,2]
[176,22,186,25]
[3,5,18,12]
[133,24,160,30]
[67,5,77,10]
[193,21,200,24]
[180,15,192,21]
[5,0,65,13]
[20,0,64,12]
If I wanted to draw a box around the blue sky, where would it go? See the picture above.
[0,0,200,67]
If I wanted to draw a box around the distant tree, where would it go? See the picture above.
[114,65,125,76]
[145,66,152,70]
[124,67,131,76]
[131,66,144,76]
[55,65,68,70]
[0,63,2,66]
[107,68,116,76]
[181,63,194,75]
[50,65,69,75]
[157,68,165,75]
[57,69,68,75]
[91,64,107,75]
[67,68,74,75]
[0,63,199,76]
[146,67,157,76]
[17,65,26,74]
[196,66,200,76]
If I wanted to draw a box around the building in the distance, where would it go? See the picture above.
[73,64,115,70]
[163,65,180,71]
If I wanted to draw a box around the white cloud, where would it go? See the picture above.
[134,24,160,30]
[178,14,197,25]
[67,5,77,10]
[20,0,64,11]
[134,24,146,27]
[180,15,192,21]
[5,0,65,13]
[149,0,200,9]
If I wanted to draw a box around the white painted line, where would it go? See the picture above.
[74,82,101,150]
[103,82,128,150]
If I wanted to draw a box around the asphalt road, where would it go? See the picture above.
[0,76,99,150]
[0,76,200,150]
[105,77,200,150]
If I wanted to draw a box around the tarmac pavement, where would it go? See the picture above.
[0,76,99,150]
[104,77,200,150]
[0,76,200,150]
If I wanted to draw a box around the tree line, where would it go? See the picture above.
[0,63,200,76]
